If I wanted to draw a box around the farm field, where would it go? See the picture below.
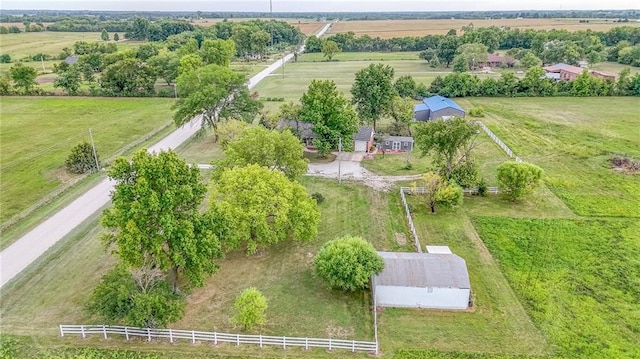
[456,97,640,217]
[327,18,640,38]
[0,97,174,225]
[0,32,140,59]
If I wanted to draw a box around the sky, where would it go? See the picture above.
[1,0,638,12]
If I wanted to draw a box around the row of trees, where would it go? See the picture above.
[428,67,640,97]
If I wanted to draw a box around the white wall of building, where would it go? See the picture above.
[354,140,367,152]
[376,285,470,310]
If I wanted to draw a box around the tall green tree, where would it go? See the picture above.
[173,64,262,139]
[394,74,417,98]
[497,161,544,201]
[199,39,236,67]
[412,172,463,213]
[314,235,384,292]
[54,64,82,95]
[389,95,415,136]
[217,126,308,180]
[113,32,120,41]
[148,53,180,85]
[9,63,38,94]
[520,51,542,69]
[101,58,157,96]
[413,117,480,185]
[101,29,109,41]
[102,149,223,292]
[437,35,459,67]
[350,63,395,130]
[210,165,320,255]
[299,80,358,156]
[321,40,341,61]
[456,42,488,70]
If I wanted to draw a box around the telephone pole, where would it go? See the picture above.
[89,128,100,173]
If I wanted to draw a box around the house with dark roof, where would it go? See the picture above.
[379,136,414,152]
[353,126,375,152]
[479,53,515,68]
[414,95,466,121]
[277,120,316,146]
[373,250,471,310]
[543,63,584,81]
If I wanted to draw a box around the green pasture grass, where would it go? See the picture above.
[473,217,640,358]
[378,198,550,356]
[0,32,139,58]
[0,97,174,224]
[174,130,226,164]
[298,52,421,62]
[457,97,640,218]
[588,61,640,75]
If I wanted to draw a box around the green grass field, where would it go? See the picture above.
[456,97,640,218]
[0,97,174,224]
[0,32,139,59]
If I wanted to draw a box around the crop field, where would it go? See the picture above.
[0,97,174,225]
[327,18,640,38]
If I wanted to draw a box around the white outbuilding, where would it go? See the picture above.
[373,251,471,310]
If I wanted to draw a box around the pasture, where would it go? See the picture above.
[0,97,174,226]
[0,32,137,59]
[327,18,640,38]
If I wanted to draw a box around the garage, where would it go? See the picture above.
[373,251,471,310]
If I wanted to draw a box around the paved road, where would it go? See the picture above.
[0,23,333,289]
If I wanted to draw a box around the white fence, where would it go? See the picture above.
[399,187,422,253]
[475,121,523,163]
[59,325,378,353]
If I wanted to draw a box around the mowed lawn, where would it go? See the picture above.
[327,18,640,38]
[0,97,173,223]
[456,97,640,217]
[0,32,138,59]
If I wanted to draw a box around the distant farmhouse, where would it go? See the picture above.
[373,246,471,310]
[414,95,466,121]
[543,63,616,82]
[479,53,515,68]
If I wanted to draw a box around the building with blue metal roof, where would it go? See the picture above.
[414,95,465,121]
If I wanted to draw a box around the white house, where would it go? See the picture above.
[373,251,471,310]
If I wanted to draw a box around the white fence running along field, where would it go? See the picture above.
[59,325,378,353]
[475,121,523,163]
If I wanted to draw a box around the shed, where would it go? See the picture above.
[353,126,374,152]
[373,251,470,310]
[379,136,414,152]
[414,95,465,121]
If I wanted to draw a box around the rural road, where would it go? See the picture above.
[0,22,333,289]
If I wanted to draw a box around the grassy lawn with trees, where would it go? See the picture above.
[0,97,173,225]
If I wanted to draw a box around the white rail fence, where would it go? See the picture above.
[59,325,378,353]
[475,121,523,163]
[399,187,422,253]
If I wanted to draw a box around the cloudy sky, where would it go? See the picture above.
[2,0,638,12]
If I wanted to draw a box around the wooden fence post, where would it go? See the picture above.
[352,340,355,352]
[147,328,151,341]
[80,325,85,339]
[259,335,263,348]
[191,330,195,344]
[124,327,129,341]
[214,332,217,345]
[102,325,107,340]
[283,336,286,349]
[169,328,173,344]
[59,325,64,337]
[329,338,332,351]
[305,337,308,350]
[236,333,240,346]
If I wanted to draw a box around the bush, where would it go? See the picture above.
[311,192,325,204]
[65,141,99,174]
[497,161,544,201]
[0,54,11,63]
[477,178,488,197]
[278,97,285,101]
[314,235,384,291]
[231,287,268,330]
[469,106,485,117]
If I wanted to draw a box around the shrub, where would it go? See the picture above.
[278,97,285,101]
[311,192,325,204]
[497,161,544,201]
[477,178,488,196]
[231,287,268,330]
[0,54,11,63]
[314,235,384,291]
[65,141,99,174]
[469,106,485,117]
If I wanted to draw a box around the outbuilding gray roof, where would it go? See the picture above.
[354,126,374,142]
[383,136,414,142]
[277,120,317,139]
[374,251,470,289]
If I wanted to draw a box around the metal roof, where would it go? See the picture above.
[383,136,414,142]
[414,103,428,112]
[353,126,374,142]
[543,63,583,74]
[374,251,470,289]
[422,95,465,113]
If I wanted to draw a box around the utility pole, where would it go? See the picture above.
[338,137,342,185]
[88,128,100,173]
